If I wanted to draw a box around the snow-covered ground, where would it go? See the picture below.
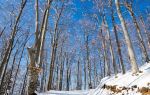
[38,63,150,95]
[37,90,89,95]
[89,63,150,95]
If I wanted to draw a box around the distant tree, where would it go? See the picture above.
[76,58,82,90]
[103,15,118,76]
[47,1,65,90]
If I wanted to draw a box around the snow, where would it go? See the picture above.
[89,63,150,95]
[103,63,150,87]
[105,63,150,87]
[38,63,150,95]
[37,90,89,95]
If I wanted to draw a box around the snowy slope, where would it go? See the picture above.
[104,63,150,87]
[88,63,150,95]
[38,63,150,95]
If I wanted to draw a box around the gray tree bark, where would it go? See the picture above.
[140,16,150,49]
[28,0,53,94]
[47,2,64,90]
[115,0,139,74]
[104,19,118,76]
[110,0,125,74]
[125,3,149,62]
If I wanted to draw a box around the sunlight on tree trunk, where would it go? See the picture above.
[115,0,139,74]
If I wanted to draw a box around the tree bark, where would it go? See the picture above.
[100,27,110,76]
[76,59,82,90]
[115,0,139,74]
[0,0,27,79]
[125,3,149,62]
[140,16,150,49]
[28,0,53,94]
[84,59,87,90]
[103,16,118,76]
[110,0,125,74]
[59,47,64,90]
[11,35,28,95]
[85,34,92,89]
[47,2,64,90]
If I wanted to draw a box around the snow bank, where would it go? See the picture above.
[104,63,150,87]
[88,63,150,95]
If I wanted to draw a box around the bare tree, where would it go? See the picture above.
[100,26,110,77]
[47,2,65,90]
[59,47,65,90]
[66,54,71,91]
[110,0,126,74]
[76,59,82,90]
[139,16,150,49]
[0,0,27,80]
[27,0,53,94]
[103,15,118,76]
[124,1,149,62]
[115,0,139,74]
[11,35,28,95]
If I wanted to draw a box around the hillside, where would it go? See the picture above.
[88,62,150,95]
[38,63,150,95]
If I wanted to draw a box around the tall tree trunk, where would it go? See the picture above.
[55,58,59,90]
[59,60,64,90]
[85,35,92,89]
[8,38,28,95]
[140,16,150,49]
[0,0,27,79]
[10,35,28,95]
[47,42,58,90]
[28,0,53,94]
[110,0,125,74]
[0,36,20,94]
[59,48,64,90]
[98,50,103,78]
[40,61,45,92]
[0,26,6,38]
[125,3,149,62]
[0,46,19,95]
[103,16,118,76]
[84,59,87,90]
[76,59,82,90]
[47,2,65,90]
[66,55,71,91]
[93,57,98,88]
[115,0,139,74]
[100,28,110,76]
[21,59,29,95]
[47,2,64,90]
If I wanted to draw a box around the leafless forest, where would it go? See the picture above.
[0,0,149,95]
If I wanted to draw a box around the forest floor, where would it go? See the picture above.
[38,62,150,95]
